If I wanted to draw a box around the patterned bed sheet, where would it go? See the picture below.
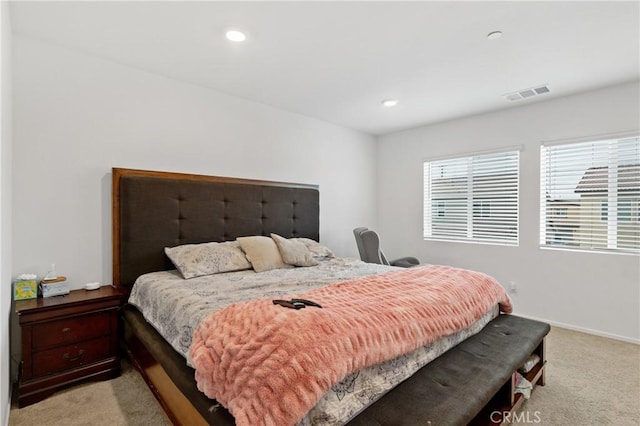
[128,257,498,425]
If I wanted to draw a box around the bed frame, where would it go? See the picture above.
[112,168,320,293]
[112,167,320,425]
[112,168,549,426]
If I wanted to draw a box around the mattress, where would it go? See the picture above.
[127,258,499,425]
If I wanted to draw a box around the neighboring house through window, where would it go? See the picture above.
[540,135,640,254]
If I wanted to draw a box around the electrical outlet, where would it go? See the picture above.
[509,281,517,293]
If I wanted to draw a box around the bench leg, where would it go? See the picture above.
[536,339,546,386]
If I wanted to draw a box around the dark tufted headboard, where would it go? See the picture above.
[112,168,319,290]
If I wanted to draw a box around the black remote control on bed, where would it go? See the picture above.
[273,299,306,309]
[291,298,323,308]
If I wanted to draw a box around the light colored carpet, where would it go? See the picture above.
[9,360,170,426]
[9,326,640,425]
[520,326,639,426]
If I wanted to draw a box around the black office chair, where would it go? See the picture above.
[353,227,419,268]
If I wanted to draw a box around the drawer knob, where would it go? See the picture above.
[61,327,71,333]
[63,349,85,362]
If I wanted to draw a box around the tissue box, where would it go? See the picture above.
[41,277,69,298]
[14,280,38,300]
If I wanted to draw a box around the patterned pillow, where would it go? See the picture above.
[237,236,293,273]
[271,234,319,267]
[165,241,252,279]
[291,238,336,259]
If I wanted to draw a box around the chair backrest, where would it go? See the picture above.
[353,227,369,261]
[353,227,389,265]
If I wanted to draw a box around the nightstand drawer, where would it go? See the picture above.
[32,311,111,350]
[32,336,111,377]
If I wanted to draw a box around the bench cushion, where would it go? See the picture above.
[348,315,550,426]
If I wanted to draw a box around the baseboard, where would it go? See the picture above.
[516,314,640,345]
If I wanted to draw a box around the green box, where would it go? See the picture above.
[14,280,38,300]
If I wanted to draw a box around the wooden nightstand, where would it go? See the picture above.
[16,286,123,407]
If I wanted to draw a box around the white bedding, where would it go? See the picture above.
[128,257,498,425]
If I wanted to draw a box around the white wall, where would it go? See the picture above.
[377,81,640,342]
[1,1,13,423]
[12,35,377,287]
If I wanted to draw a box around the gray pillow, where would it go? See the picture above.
[165,241,251,279]
[271,234,319,267]
[291,238,336,259]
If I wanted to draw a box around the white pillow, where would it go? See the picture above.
[237,236,292,272]
[165,241,251,279]
[271,234,319,267]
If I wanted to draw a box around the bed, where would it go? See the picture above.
[112,168,542,426]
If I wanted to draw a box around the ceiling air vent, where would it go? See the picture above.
[503,84,550,102]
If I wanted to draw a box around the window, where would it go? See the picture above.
[473,200,492,218]
[540,135,640,254]
[423,150,519,245]
[555,208,568,218]
[618,201,632,222]
[601,201,608,221]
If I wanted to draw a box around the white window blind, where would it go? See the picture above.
[540,136,640,254]
[423,150,519,245]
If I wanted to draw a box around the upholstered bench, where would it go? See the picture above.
[348,315,550,426]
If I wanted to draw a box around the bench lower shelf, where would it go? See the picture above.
[471,338,546,425]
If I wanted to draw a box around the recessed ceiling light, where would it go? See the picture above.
[225,30,247,42]
[382,99,398,107]
[487,31,503,40]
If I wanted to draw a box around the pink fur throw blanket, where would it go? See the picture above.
[190,265,512,426]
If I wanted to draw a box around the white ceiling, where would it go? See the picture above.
[9,1,640,136]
